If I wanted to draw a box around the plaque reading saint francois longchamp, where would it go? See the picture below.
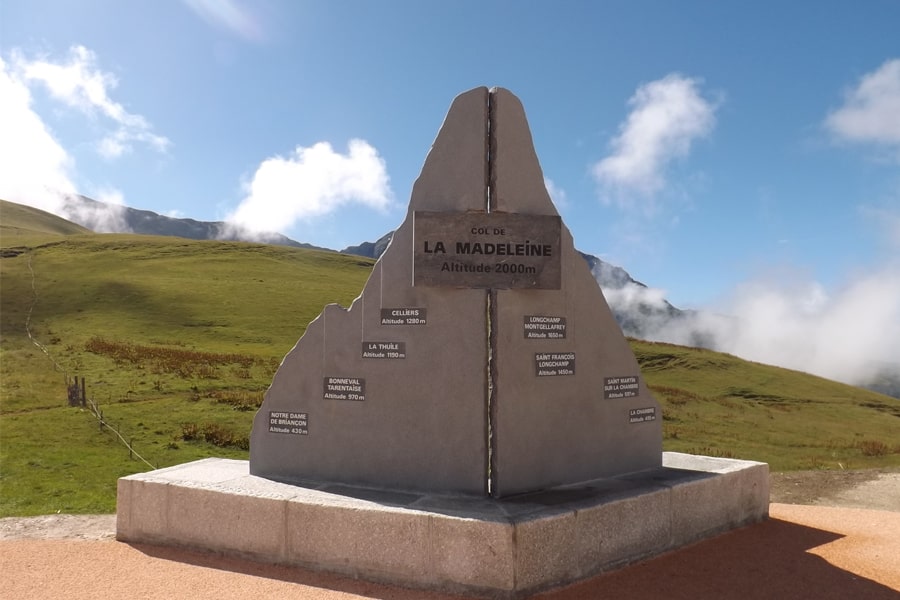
[535,352,575,376]
[413,211,561,289]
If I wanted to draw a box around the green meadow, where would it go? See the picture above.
[1,199,898,516]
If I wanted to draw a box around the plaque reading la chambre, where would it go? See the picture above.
[413,211,561,289]
[629,407,656,424]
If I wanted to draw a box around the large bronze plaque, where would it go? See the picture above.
[413,211,561,289]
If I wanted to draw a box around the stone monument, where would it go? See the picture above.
[117,87,768,599]
[249,86,662,497]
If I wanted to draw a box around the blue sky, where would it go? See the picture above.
[2,1,899,381]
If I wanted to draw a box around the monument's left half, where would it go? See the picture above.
[248,88,490,495]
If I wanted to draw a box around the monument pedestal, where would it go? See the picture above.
[116,452,768,599]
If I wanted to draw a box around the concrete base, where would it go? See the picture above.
[116,452,768,598]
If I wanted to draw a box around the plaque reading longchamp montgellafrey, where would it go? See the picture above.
[604,376,639,399]
[535,352,575,376]
[380,308,427,325]
[362,341,407,359]
[413,211,561,289]
[629,407,656,424]
[323,377,366,401]
[268,411,308,435]
[524,315,567,339]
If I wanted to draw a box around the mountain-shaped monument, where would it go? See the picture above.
[119,88,768,597]
[250,87,662,496]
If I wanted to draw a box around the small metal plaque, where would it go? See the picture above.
[535,352,576,376]
[629,407,656,424]
[268,411,308,435]
[380,308,427,325]
[362,341,407,359]
[413,211,561,289]
[324,377,366,401]
[604,376,639,399]
[524,315,567,339]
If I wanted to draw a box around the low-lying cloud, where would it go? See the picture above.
[224,139,393,238]
[603,267,900,386]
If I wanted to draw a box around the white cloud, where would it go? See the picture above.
[543,177,568,209]
[825,59,900,158]
[0,48,145,233]
[66,189,132,233]
[721,271,900,384]
[624,267,900,386]
[226,139,393,235]
[860,203,900,250]
[183,0,264,42]
[593,74,717,210]
[0,55,76,212]
[13,46,170,159]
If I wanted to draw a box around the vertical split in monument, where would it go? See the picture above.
[486,90,498,496]
[488,89,662,496]
[250,86,662,498]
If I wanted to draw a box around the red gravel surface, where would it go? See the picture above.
[2,502,898,599]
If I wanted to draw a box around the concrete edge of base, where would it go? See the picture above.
[116,452,769,599]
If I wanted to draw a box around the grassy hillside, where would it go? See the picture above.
[634,341,899,469]
[1,221,373,516]
[1,203,898,516]
[1,199,92,242]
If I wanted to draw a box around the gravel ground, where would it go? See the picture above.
[1,470,898,599]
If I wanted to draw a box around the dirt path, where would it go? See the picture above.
[769,467,900,511]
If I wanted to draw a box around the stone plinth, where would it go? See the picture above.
[117,453,769,599]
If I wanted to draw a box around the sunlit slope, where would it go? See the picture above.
[633,340,899,469]
[0,228,897,516]
[0,233,374,515]
[0,199,92,241]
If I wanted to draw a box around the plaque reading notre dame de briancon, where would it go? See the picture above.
[414,211,561,289]
[268,411,308,435]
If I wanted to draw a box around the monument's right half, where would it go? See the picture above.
[487,89,662,496]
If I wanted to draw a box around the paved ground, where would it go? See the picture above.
[2,472,899,599]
